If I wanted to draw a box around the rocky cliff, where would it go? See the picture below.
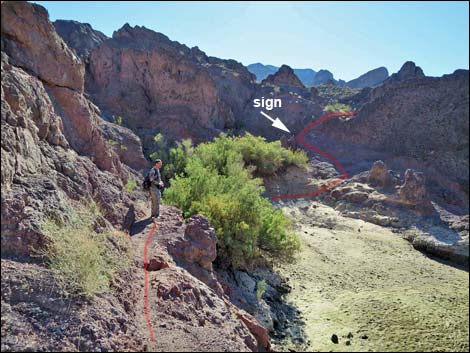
[1,1,148,256]
[84,23,259,154]
[53,20,108,61]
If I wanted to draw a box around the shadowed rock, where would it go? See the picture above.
[368,160,393,187]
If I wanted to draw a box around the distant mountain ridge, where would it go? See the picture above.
[248,63,318,86]
[248,62,389,88]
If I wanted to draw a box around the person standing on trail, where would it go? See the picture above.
[148,159,164,220]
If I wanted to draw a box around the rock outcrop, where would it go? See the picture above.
[166,214,224,296]
[367,160,394,187]
[85,23,257,151]
[317,61,469,210]
[311,69,335,85]
[307,158,468,263]
[261,65,305,89]
[139,206,272,352]
[2,2,83,90]
[1,1,147,255]
[53,20,108,60]
[397,169,428,205]
[346,66,389,88]
[388,61,424,82]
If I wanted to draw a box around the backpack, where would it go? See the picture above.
[142,168,154,190]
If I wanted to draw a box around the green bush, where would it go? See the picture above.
[113,115,123,126]
[125,178,137,193]
[257,279,267,301]
[234,133,307,176]
[107,139,118,146]
[149,133,193,181]
[316,84,359,105]
[40,203,131,298]
[164,133,301,268]
[324,103,352,113]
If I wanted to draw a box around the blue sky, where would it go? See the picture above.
[35,1,469,81]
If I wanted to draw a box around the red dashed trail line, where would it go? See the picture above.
[271,111,357,201]
[143,222,157,344]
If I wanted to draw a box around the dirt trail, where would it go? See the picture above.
[129,210,156,350]
[275,200,469,352]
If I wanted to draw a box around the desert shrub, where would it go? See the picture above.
[40,203,131,298]
[150,133,192,181]
[324,103,352,113]
[257,280,267,301]
[125,178,137,193]
[112,115,123,126]
[107,139,118,146]
[165,133,302,268]
[316,84,359,105]
[234,133,307,176]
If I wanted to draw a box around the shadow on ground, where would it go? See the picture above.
[130,217,153,237]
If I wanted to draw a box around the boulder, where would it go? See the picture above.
[368,160,393,187]
[166,213,223,296]
[397,169,427,205]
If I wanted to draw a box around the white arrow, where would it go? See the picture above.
[260,111,291,133]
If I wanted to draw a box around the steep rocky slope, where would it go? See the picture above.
[1,1,148,256]
[262,65,306,89]
[1,203,274,352]
[129,206,272,352]
[82,23,327,148]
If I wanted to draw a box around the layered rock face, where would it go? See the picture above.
[86,24,256,151]
[1,1,148,256]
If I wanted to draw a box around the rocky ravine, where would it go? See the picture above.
[2,1,469,352]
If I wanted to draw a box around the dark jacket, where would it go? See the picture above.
[148,167,162,188]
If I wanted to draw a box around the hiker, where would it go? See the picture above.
[147,159,164,220]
